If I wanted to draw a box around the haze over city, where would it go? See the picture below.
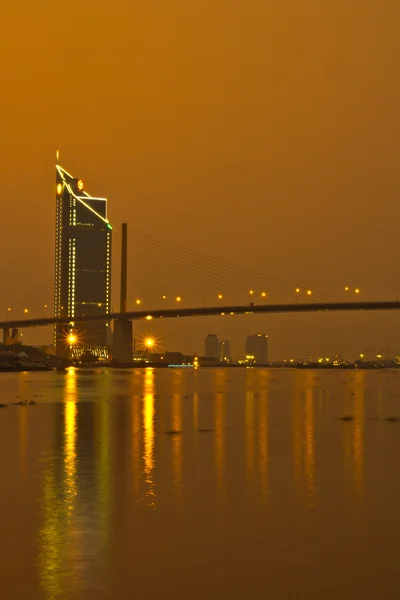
[0,1,399,357]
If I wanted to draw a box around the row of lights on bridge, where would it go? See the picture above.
[8,287,363,315]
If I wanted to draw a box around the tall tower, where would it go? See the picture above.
[54,159,112,358]
[204,334,220,362]
[245,334,268,364]
[112,222,133,363]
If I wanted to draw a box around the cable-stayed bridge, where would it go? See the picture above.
[3,228,338,319]
[2,226,397,358]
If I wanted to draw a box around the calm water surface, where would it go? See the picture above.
[1,367,400,599]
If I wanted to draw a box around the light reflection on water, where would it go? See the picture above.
[2,368,400,598]
[142,368,156,507]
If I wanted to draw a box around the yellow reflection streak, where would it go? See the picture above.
[65,368,77,515]
[258,389,269,500]
[18,407,28,478]
[353,372,364,503]
[245,390,255,482]
[39,367,78,599]
[142,368,156,508]
[215,391,225,492]
[342,372,365,506]
[39,468,63,599]
[132,392,141,499]
[304,388,317,506]
[193,392,199,432]
[95,390,110,555]
[292,391,302,490]
[171,392,183,509]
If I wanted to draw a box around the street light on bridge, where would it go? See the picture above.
[24,308,28,314]
[176,296,182,303]
[249,290,254,304]
[261,291,267,300]
[135,299,141,306]
[306,290,312,297]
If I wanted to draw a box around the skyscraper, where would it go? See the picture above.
[220,339,231,362]
[54,158,112,358]
[245,334,268,364]
[205,334,220,361]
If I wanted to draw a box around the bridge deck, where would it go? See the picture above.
[1,301,400,329]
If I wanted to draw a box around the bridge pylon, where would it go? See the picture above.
[2,327,19,346]
[112,222,133,363]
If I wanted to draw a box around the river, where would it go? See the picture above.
[1,367,400,599]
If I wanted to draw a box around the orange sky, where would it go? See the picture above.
[1,1,399,358]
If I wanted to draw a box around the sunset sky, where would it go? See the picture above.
[1,1,399,358]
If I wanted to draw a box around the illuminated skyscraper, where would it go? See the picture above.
[54,158,112,358]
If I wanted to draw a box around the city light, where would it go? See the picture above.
[145,315,153,321]
[144,337,155,349]
[135,299,141,305]
[140,332,161,352]
[67,333,77,345]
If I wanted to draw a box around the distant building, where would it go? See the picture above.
[54,159,112,358]
[220,340,231,362]
[205,334,220,361]
[245,334,268,364]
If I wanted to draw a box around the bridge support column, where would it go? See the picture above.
[2,328,18,345]
[112,319,133,363]
[112,222,133,363]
